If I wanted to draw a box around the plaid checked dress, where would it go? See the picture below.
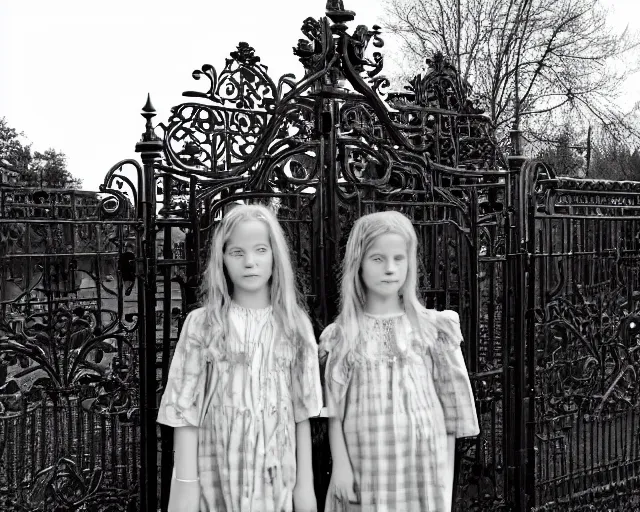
[157,304,323,512]
[319,310,480,512]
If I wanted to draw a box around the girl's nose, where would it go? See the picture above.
[385,260,397,273]
[244,254,256,267]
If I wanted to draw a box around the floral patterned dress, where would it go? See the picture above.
[319,310,480,512]
[157,303,323,512]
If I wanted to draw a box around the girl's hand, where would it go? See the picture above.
[168,478,201,512]
[329,464,359,504]
[293,481,318,512]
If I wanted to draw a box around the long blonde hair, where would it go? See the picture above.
[199,203,313,353]
[334,211,434,358]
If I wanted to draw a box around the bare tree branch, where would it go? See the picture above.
[383,0,640,153]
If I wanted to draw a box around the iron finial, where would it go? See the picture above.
[135,93,163,160]
[326,0,355,24]
[140,94,160,143]
[142,93,155,114]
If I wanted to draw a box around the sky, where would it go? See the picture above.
[1,0,639,191]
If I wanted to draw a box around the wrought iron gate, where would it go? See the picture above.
[141,4,519,511]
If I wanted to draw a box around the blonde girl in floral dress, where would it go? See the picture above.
[320,211,480,511]
[157,204,323,512]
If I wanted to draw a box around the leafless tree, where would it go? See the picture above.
[384,0,640,152]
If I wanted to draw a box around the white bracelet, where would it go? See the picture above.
[173,476,199,483]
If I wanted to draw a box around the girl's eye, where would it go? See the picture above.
[373,256,383,262]
[257,247,268,253]
[395,255,405,261]
[230,251,242,257]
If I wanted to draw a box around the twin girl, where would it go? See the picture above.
[157,204,480,512]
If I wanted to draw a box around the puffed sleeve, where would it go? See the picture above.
[318,323,352,420]
[291,316,323,423]
[432,310,480,438]
[157,308,208,428]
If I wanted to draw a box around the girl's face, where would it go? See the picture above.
[223,219,273,296]
[360,232,408,301]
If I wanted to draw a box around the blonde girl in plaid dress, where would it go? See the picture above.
[157,204,322,512]
[319,211,480,511]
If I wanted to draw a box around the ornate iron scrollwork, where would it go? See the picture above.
[528,156,640,508]
[0,176,142,510]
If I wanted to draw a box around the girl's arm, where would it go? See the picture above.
[325,382,350,469]
[293,419,317,512]
[328,416,351,471]
[319,324,357,502]
[295,419,314,487]
[173,426,199,479]
[168,426,200,512]
[445,434,456,511]
[327,391,358,503]
[432,310,481,511]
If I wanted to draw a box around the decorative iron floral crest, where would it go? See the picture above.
[184,42,278,112]
[404,52,483,115]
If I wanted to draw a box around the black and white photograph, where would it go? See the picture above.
[1,0,640,510]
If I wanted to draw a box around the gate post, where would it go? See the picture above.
[508,142,532,511]
[135,94,162,512]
